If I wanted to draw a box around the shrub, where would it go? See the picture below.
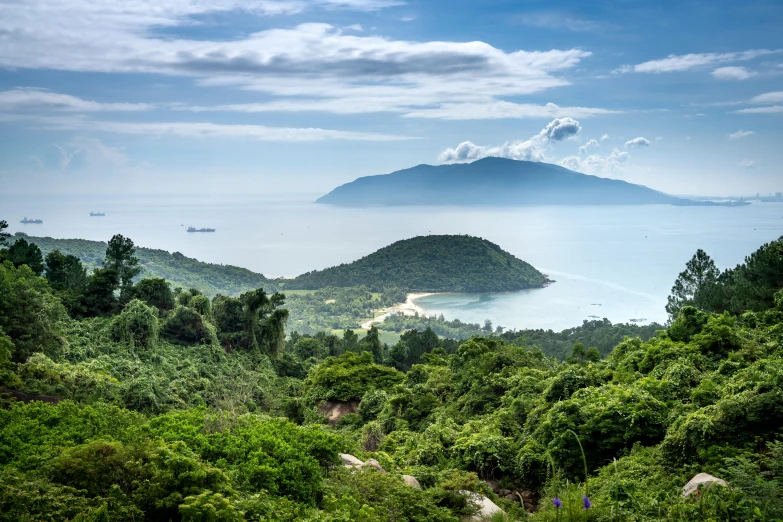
[111,299,158,349]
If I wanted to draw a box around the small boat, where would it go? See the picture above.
[187,226,216,233]
[20,217,43,224]
[90,212,105,216]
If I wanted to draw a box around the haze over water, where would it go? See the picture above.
[3,194,782,331]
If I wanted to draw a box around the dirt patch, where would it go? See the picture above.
[317,399,360,425]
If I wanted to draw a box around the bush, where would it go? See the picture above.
[161,306,216,346]
[111,299,158,349]
[305,351,403,402]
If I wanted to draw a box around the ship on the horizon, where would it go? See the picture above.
[20,217,43,224]
[90,212,106,216]
[187,226,216,233]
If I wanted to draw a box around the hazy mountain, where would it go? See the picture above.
[316,157,692,206]
[281,234,550,293]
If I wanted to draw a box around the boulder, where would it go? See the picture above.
[486,480,501,494]
[682,473,728,497]
[402,475,422,489]
[339,453,364,468]
[459,491,505,521]
[524,502,535,513]
[503,493,516,501]
[520,490,533,501]
[361,458,386,473]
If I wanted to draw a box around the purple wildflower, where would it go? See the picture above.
[583,496,592,509]
[553,497,563,509]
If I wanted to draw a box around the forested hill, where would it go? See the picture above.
[12,233,277,296]
[282,235,549,292]
[316,157,693,207]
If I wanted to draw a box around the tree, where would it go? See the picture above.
[212,289,288,354]
[3,238,44,275]
[482,319,493,332]
[666,249,719,319]
[132,278,174,311]
[0,220,9,245]
[293,337,328,360]
[44,250,87,315]
[360,325,384,363]
[0,261,66,362]
[342,329,359,353]
[80,267,120,317]
[104,234,141,300]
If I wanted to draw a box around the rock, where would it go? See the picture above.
[524,501,535,513]
[682,473,728,497]
[339,453,364,468]
[402,475,421,489]
[486,480,501,494]
[459,491,505,521]
[317,400,360,425]
[499,488,511,497]
[504,493,516,501]
[361,458,386,473]
[520,490,533,501]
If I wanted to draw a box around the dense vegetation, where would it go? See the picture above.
[380,313,662,358]
[284,235,549,293]
[286,286,406,334]
[2,218,783,522]
[13,233,278,297]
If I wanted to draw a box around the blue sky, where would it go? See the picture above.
[0,0,781,197]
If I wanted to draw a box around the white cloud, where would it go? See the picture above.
[611,64,633,75]
[625,137,650,148]
[727,130,754,140]
[0,3,592,119]
[438,117,581,163]
[401,101,619,120]
[739,159,756,169]
[750,91,783,104]
[28,155,44,169]
[559,148,629,175]
[711,66,755,80]
[344,24,364,31]
[0,88,151,112]
[578,139,599,155]
[517,12,605,32]
[600,134,609,141]
[655,136,663,141]
[633,49,779,73]
[0,114,412,141]
[734,105,783,114]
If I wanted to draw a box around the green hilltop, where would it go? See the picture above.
[281,234,550,293]
[13,233,277,297]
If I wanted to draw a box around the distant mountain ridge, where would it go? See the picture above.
[316,157,700,207]
[281,234,550,293]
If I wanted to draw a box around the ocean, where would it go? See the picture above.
[3,194,782,331]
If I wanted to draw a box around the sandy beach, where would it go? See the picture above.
[360,292,437,329]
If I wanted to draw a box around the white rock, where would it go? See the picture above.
[459,490,505,521]
[402,475,421,489]
[682,473,728,497]
[339,453,364,468]
[361,458,386,473]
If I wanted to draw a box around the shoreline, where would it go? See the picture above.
[360,292,438,329]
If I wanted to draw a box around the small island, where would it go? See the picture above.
[20,217,43,224]
[280,234,550,293]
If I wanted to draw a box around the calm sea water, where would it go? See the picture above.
[3,194,782,331]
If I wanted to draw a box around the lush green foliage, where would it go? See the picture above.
[3,229,783,522]
[284,235,549,292]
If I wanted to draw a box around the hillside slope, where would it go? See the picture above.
[282,235,549,292]
[316,157,690,207]
[13,233,277,296]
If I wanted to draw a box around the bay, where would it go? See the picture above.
[2,193,781,331]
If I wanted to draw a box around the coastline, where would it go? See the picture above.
[360,292,438,329]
